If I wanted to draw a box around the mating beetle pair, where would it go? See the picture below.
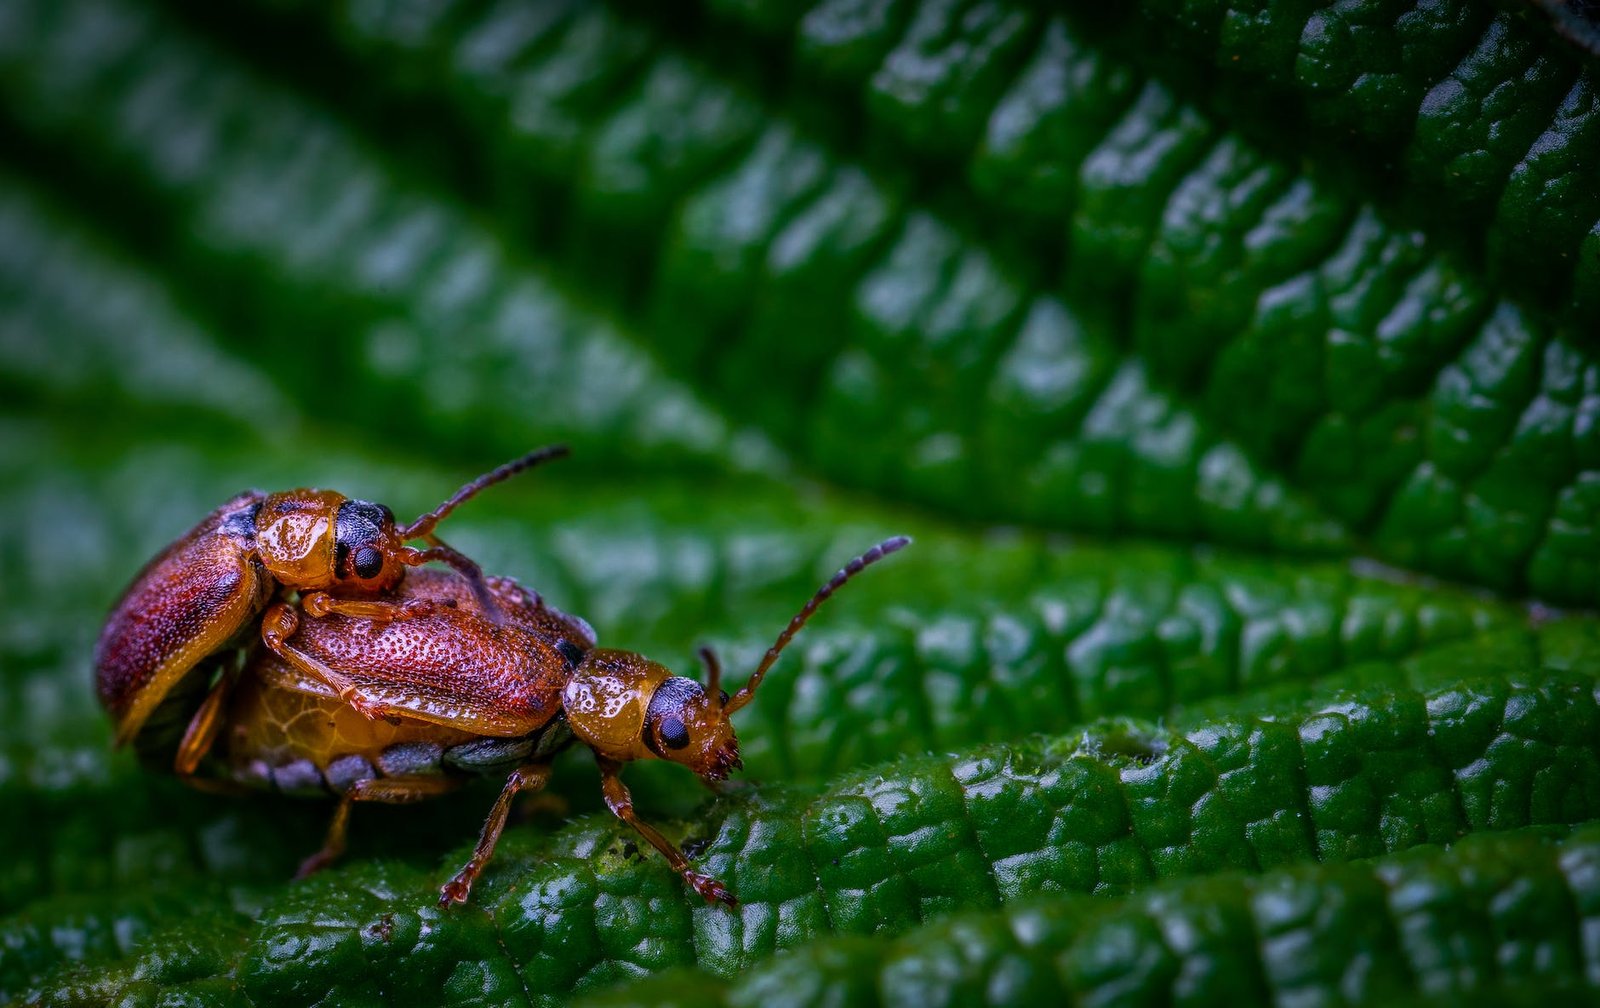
[94,447,908,906]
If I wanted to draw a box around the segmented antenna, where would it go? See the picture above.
[401,445,570,539]
[724,536,911,714]
[698,646,722,703]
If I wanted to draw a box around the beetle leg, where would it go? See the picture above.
[172,670,233,777]
[261,603,403,722]
[295,775,461,879]
[403,543,505,625]
[294,791,355,879]
[300,591,435,622]
[439,761,554,907]
[597,759,736,907]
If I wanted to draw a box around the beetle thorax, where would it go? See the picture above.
[256,490,345,589]
[561,650,662,763]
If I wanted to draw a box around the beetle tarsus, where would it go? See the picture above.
[303,592,436,622]
[294,849,337,880]
[438,877,472,908]
[295,792,354,879]
[688,871,737,907]
[260,603,300,654]
[403,543,507,626]
[339,688,388,722]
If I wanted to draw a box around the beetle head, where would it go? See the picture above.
[256,448,569,599]
[642,669,741,781]
[335,498,407,591]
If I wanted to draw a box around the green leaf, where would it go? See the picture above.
[2,0,1600,1003]
[572,823,1600,1007]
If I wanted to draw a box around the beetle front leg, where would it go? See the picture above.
[295,775,461,879]
[439,761,553,907]
[300,591,435,622]
[260,603,402,722]
[598,759,735,907]
[403,543,506,625]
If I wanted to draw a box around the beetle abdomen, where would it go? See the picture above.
[223,672,573,795]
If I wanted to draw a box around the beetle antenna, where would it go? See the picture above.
[724,536,910,715]
[698,646,722,703]
[400,445,570,539]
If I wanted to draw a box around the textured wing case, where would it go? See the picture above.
[278,569,579,736]
[94,491,269,745]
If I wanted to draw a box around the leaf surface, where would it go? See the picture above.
[2,0,1600,1004]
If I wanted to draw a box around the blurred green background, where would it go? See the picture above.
[5,0,1600,1004]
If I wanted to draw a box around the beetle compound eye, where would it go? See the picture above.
[660,717,689,750]
[352,545,384,579]
[645,677,704,756]
[337,499,391,580]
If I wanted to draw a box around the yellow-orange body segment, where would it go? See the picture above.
[228,668,477,773]
[561,650,664,763]
[254,491,342,590]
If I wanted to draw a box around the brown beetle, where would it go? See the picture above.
[185,537,909,907]
[93,446,569,755]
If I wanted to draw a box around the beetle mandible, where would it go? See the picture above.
[94,446,569,756]
[196,536,909,907]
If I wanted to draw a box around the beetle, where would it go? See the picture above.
[181,536,909,907]
[93,446,569,757]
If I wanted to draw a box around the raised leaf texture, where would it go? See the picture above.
[2,0,1599,1004]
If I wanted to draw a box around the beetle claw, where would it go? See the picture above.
[397,599,435,621]
[438,877,472,908]
[340,690,386,721]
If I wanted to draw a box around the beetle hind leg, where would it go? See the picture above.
[295,775,460,880]
[439,761,553,907]
[172,670,233,779]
